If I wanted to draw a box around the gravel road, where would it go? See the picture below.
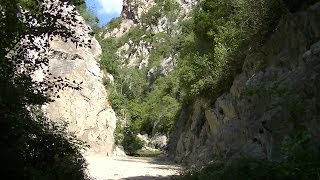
[84,153,182,180]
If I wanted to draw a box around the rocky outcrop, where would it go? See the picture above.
[103,0,198,72]
[116,39,152,69]
[176,0,198,13]
[37,2,117,154]
[137,133,168,151]
[170,3,320,166]
[103,0,156,39]
[122,0,156,22]
[103,19,136,39]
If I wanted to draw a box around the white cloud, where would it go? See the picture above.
[97,0,123,15]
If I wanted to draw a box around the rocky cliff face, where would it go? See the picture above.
[103,0,198,71]
[36,2,116,154]
[122,0,156,23]
[104,0,197,39]
[169,3,320,166]
[102,0,155,39]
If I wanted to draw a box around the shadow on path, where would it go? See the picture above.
[85,153,182,180]
[114,156,180,166]
[123,175,179,180]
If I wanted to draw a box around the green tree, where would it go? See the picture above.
[178,0,283,101]
[77,4,99,31]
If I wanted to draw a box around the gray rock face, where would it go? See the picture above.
[149,133,168,150]
[39,3,117,154]
[170,4,320,166]
[116,39,152,68]
[103,19,136,39]
[103,0,156,39]
[104,0,198,72]
[122,0,156,22]
[137,133,168,151]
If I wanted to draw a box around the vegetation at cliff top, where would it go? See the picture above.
[1,0,91,179]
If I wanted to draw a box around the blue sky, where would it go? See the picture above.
[85,0,123,26]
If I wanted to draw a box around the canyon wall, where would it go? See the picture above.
[100,0,320,164]
[169,3,320,166]
[41,1,116,154]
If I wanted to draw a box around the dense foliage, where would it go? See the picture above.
[0,0,90,179]
[100,0,285,145]
[100,0,319,165]
[177,0,285,101]
[97,0,183,155]
[173,0,320,179]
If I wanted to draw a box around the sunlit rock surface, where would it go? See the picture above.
[38,1,117,154]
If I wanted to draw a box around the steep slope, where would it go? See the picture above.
[101,0,197,69]
[170,2,320,166]
[32,1,117,154]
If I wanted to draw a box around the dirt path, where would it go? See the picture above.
[84,153,182,180]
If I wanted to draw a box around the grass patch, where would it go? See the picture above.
[136,149,162,157]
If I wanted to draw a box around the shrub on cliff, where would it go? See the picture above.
[122,127,144,156]
[178,0,283,101]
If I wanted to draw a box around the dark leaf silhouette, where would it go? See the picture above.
[0,0,91,179]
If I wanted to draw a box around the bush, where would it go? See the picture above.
[1,105,90,179]
[178,0,284,102]
[122,127,144,156]
[100,38,119,75]
[140,3,162,26]
[114,119,125,145]
[179,152,320,180]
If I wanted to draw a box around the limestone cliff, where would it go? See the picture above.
[102,0,198,71]
[35,1,116,154]
[103,0,197,39]
[169,3,320,166]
